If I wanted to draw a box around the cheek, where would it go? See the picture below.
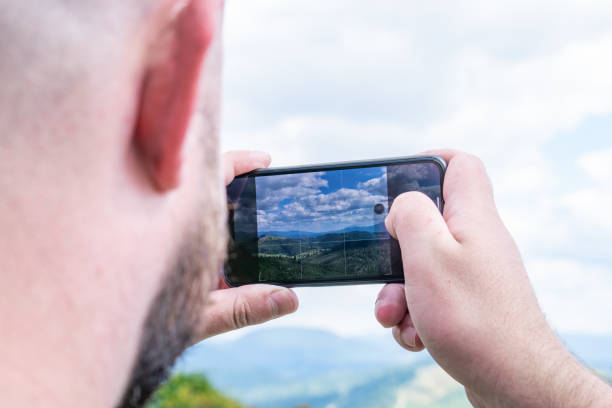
[200,212,227,298]
[197,162,228,295]
[181,94,225,294]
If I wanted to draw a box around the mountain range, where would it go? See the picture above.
[259,222,389,239]
[173,327,612,408]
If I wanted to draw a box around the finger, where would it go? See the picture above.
[197,285,298,340]
[224,150,271,185]
[421,150,499,242]
[419,148,462,163]
[375,284,408,328]
[385,192,458,295]
[422,149,495,211]
[392,313,425,352]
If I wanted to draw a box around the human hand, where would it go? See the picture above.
[196,150,299,340]
[375,150,612,407]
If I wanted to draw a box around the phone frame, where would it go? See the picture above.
[224,155,447,287]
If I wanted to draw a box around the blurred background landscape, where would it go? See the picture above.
[151,328,611,408]
[155,0,612,406]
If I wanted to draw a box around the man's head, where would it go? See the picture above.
[0,0,227,406]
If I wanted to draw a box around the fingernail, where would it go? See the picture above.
[401,331,416,348]
[269,289,296,317]
[384,216,394,237]
[251,152,271,168]
[415,334,424,349]
[255,160,269,169]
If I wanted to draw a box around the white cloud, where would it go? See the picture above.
[256,172,328,211]
[528,258,612,334]
[562,188,612,233]
[577,148,612,184]
[357,175,387,195]
[259,185,387,232]
[560,149,612,234]
[219,0,612,336]
[490,150,557,195]
[423,34,612,152]
[222,26,612,170]
[499,198,574,255]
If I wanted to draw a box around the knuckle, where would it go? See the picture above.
[231,294,253,329]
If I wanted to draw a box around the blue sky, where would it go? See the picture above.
[219,0,612,338]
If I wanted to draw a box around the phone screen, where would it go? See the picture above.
[226,159,444,286]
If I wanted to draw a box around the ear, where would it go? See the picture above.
[134,0,217,191]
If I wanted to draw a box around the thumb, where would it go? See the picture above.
[385,191,457,278]
[196,285,298,341]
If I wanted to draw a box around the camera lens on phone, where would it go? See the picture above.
[374,203,385,215]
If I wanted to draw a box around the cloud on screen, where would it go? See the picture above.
[257,172,388,233]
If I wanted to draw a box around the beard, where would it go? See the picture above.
[117,229,219,408]
[118,243,203,408]
[117,114,227,407]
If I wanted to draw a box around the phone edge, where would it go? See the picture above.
[232,154,447,178]
[224,154,447,288]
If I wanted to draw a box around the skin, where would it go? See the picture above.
[376,150,612,407]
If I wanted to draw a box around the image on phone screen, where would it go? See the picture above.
[226,159,444,286]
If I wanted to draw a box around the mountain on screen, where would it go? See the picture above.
[259,222,388,238]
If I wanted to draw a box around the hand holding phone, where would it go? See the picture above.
[376,150,612,408]
[225,155,446,287]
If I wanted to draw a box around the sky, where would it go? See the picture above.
[217,0,612,339]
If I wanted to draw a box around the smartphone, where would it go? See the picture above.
[224,155,446,287]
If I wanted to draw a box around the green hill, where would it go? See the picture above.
[147,374,245,408]
[148,374,317,408]
[258,232,392,282]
